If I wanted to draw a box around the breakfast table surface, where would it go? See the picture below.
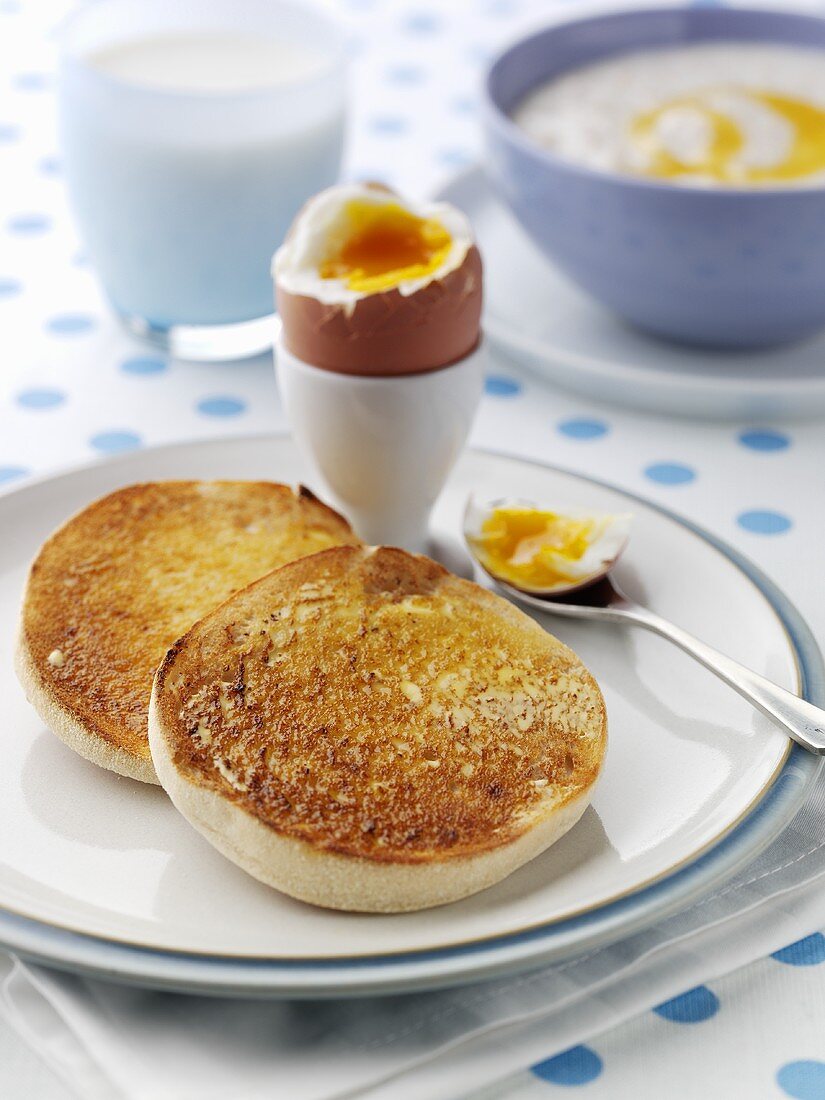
[2,0,825,1097]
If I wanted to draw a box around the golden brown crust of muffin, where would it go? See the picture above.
[16,481,360,784]
[150,545,606,909]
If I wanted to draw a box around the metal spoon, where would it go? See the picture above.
[491,573,825,756]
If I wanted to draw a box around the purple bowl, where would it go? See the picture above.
[483,7,825,349]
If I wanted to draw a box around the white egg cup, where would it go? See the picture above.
[275,332,484,551]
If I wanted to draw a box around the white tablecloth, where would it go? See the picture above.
[2,0,825,1097]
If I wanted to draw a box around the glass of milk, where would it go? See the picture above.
[58,0,347,359]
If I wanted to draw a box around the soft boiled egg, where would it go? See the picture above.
[464,497,632,596]
[273,182,482,375]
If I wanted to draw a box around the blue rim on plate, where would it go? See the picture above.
[1,439,821,997]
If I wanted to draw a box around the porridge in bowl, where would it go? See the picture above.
[513,44,825,187]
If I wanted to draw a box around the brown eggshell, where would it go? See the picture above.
[276,245,483,377]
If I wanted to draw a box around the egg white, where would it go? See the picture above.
[533,513,632,581]
[273,183,474,307]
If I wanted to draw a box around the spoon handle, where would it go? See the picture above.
[624,600,825,755]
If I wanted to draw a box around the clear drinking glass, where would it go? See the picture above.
[58,0,347,359]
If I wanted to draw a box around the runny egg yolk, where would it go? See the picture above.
[630,88,825,184]
[318,199,453,293]
[470,507,599,590]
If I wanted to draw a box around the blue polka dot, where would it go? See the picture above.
[451,95,476,115]
[13,72,51,91]
[737,510,792,535]
[370,116,408,135]
[0,465,28,484]
[557,418,609,441]
[483,0,518,15]
[120,355,167,376]
[0,1,21,12]
[531,1046,603,1086]
[0,277,21,297]
[45,313,96,336]
[0,123,19,142]
[38,155,61,176]
[654,985,719,1023]
[197,396,247,418]
[89,431,142,454]
[16,388,65,410]
[386,64,424,84]
[402,12,441,33]
[644,462,696,486]
[485,375,522,397]
[739,428,790,452]
[437,147,473,168]
[7,213,51,234]
[466,43,494,64]
[772,934,825,967]
[777,1061,825,1099]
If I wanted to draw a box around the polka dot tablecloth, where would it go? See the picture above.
[2,0,825,1097]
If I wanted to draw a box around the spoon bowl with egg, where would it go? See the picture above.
[464,497,825,756]
[463,496,631,598]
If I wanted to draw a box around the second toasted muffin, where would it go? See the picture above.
[149,545,607,912]
[16,481,360,785]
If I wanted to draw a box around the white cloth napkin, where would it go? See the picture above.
[2,765,825,1100]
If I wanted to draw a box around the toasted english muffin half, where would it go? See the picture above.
[148,545,607,912]
[16,481,360,785]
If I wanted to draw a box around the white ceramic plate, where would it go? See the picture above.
[0,434,820,996]
[435,167,825,421]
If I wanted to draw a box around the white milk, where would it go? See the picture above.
[88,33,326,93]
[59,2,347,328]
